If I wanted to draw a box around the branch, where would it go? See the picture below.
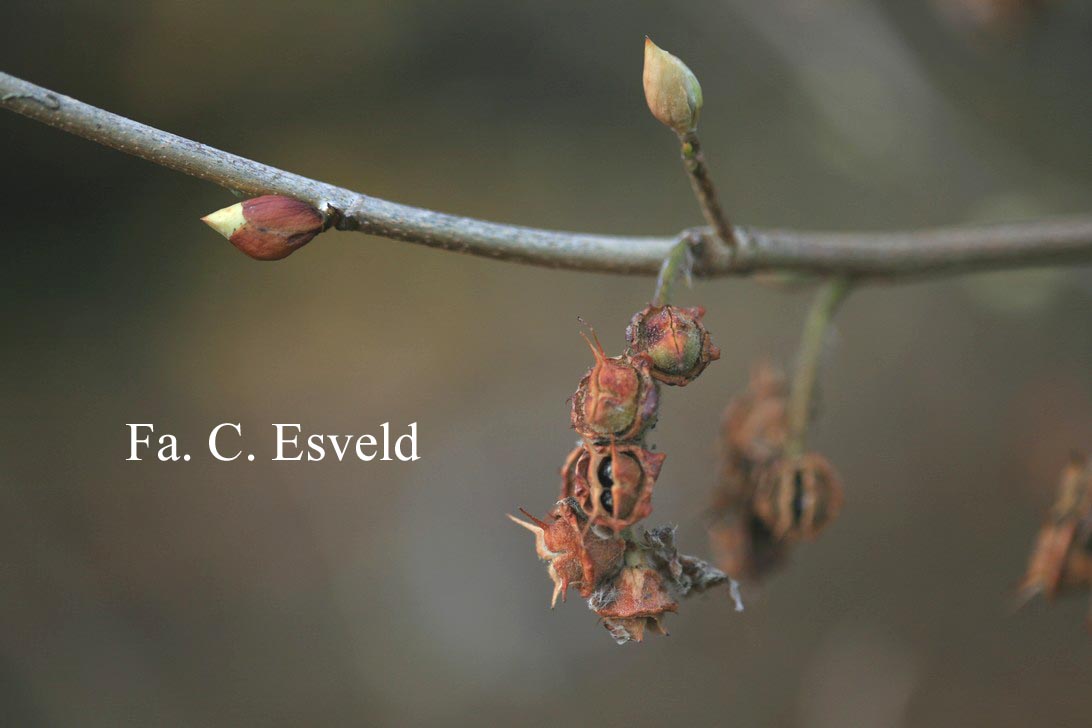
[3,71,1091,279]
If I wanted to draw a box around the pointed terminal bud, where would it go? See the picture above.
[201,195,325,260]
[643,36,703,135]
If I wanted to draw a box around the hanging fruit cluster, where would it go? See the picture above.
[511,39,843,644]
[1018,455,1092,628]
[708,362,845,583]
[510,304,735,644]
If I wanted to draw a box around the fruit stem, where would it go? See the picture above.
[786,277,854,456]
[652,233,697,306]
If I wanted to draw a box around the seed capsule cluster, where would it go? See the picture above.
[1018,455,1092,629]
[708,362,845,582]
[564,305,719,535]
[510,304,729,644]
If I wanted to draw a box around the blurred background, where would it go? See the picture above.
[2,1,1091,725]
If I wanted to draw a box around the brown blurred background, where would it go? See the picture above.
[2,1,1091,726]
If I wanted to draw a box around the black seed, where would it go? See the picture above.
[600,488,615,514]
[597,457,614,488]
[791,469,806,525]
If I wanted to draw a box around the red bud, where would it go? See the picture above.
[201,195,324,260]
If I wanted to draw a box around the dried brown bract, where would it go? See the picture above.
[588,529,739,644]
[626,304,720,386]
[590,561,678,644]
[753,453,844,542]
[571,331,659,443]
[643,525,730,596]
[508,498,625,608]
[1018,456,1092,623]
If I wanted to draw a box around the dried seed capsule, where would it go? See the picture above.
[1021,521,1077,603]
[559,445,586,502]
[708,512,790,584]
[589,560,678,644]
[1019,456,1092,607]
[708,361,797,582]
[753,453,844,542]
[508,498,625,607]
[571,441,666,533]
[626,304,720,386]
[201,195,325,260]
[1047,456,1092,523]
[570,332,659,443]
[721,362,789,470]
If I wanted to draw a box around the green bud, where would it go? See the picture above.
[642,37,703,135]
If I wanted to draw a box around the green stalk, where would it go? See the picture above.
[651,236,694,307]
[786,277,853,456]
